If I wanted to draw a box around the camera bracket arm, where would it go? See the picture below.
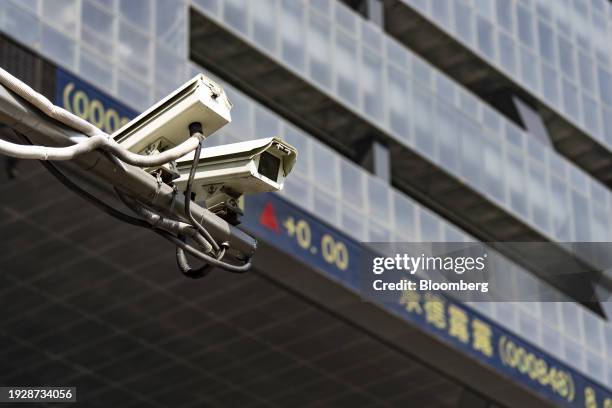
[0,83,257,261]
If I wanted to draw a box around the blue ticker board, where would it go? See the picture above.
[242,193,612,408]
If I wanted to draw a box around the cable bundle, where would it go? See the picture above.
[1,66,251,277]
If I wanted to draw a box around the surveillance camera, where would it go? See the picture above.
[174,137,297,222]
[112,74,232,178]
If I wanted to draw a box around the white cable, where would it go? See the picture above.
[0,67,201,166]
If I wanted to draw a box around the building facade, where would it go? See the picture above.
[1,0,612,406]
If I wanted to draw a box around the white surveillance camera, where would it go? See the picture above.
[174,137,297,216]
[112,74,232,178]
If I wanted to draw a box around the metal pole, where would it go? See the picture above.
[0,84,257,259]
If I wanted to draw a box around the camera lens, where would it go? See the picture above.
[258,152,280,182]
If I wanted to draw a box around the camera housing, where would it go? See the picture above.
[174,137,297,223]
[112,74,232,179]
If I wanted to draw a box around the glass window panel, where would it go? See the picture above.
[255,107,279,137]
[394,192,415,238]
[520,47,538,90]
[412,57,432,88]
[312,144,337,191]
[413,85,435,158]
[562,79,580,122]
[498,31,516,75]
[592,204,609,242]
[335,2,356,34]
[335,32,358,106]
[407,0,427,13]
[369,221,391,242]
[342,207,366,241]
[155,46,183,87]
[454,0,474,44]
[548,152,569,180]
[541,62,559,105]
[281,0,305,71]
[14,0,38,13]
[307,11,331,89]
[496,0,513,32]
[528,162,549,232]
[419,209,440,241]
[117,71,149,111]
[5,2,39,48]
[571,191,591,241]
[387,66,410,139]
[592,14,609,65]
[561,302,582,339]
[554,0,571,33]
[578,51,595,95]
[590,182,607,206]
[435,74,455,103]
[518,311,540,341]
[597,65,612,106]
[550,172,572,242]
[564,338,584,367]
[459,90,479,117]
[482,106,501,133]
[517,5,535,47]
[436,102,459,172]
[526,136,545,160]
[505,122,525,149]
[496,302,517,331]
[443,223,466,242]
[118,22,150,78]
[432,0,449,25]
[41,25,76,68]
[477,17,495,59]
[156,0,186,53]
[314,189,337,224]
[570,166,588,194]
[537,20,555,64]
[582,93,600,137]
[557,36,575,80]
[82,1,113,54]
[507,148,528,218]
[43,0,77,35]
[587,353,604,381]
[541,302,559,327]
[119,0,150,30]
[361,21,382,51]
[282,174,310,208]
[535,0,552,21]
[251,0,277,53]
[340,161,364,204]
[310,0,330,15]
[386,38,408,70]
[483,139,504,202]
[474,0,493,18]
[223,0,248,34]
[583,312,603,351]
[460,121,483,187]
[79,48,113,91]
[223,88,251,136]
[194,0,218,15]
[362,50,384,122]
[367,177,390,223]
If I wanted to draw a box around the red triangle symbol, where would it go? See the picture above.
[259,201,280,233]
